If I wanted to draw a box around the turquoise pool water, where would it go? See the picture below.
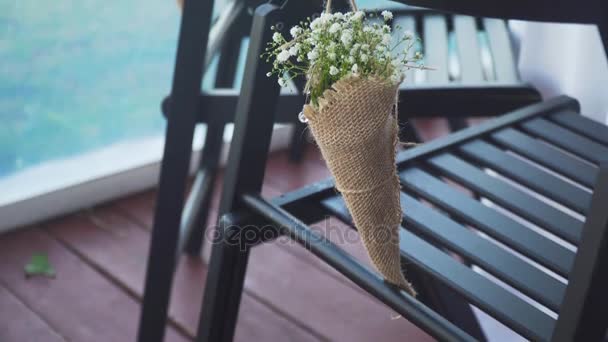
[0,0,183,177]
[0,0,398,178]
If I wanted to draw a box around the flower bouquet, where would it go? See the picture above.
[263,0,425,295]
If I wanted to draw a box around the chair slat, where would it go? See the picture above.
[453,15,484,83]
[428,153,583,244]
[483,18,518,83]
[400,167,574,277]
[459,140,591,214]
[399,191,565,311]
[392,15,417,86]
[423,15,449,83]
[520,118,608,165]
[491,128,597,188]
[321,196,554,342]
[549,111,608,146]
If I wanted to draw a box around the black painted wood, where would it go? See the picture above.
[321,195,488,340]
[428,153,583,244]
[138,0,215,341]
[490,128,597,188]
[553,164,608,341]
[396,96,578,165]
[520,118,608,165]
[549,111,608,146]
[458,139,591,214]
[198,4,287,341]
[321,196,555,342]
[243,194,478,342]
[398,192,565,311]
[399,167,574,277]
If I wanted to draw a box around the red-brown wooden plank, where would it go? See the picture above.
[0,228,188,342]
[0,285,65,342]
[107,147,433,341]
[45,208,318,341]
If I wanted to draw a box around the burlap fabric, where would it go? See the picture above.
[303,76,416,295]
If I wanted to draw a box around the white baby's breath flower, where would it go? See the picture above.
[310,18,321,29]
[382,34,391,45]
[266,72,272,77]
[277,49,290,63]
[341,30,353,46]
[381,10,393,21]
[290,26,302,38]
[264,4,424,108]
[391,69,404,83]
[351,11,364,21]
[403,30,414,40]
[289,44,299,56]
[329,22,341,34]
[307,50,319,61]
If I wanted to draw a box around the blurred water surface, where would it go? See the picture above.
[0,0,398,178]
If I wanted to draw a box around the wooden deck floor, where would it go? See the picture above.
[0,119,460,342]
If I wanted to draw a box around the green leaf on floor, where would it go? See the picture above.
[24,254,56,278]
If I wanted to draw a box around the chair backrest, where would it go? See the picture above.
[390,0,608,59]
[551,162,608,341]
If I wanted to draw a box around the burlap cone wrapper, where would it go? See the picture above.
[303,76,416,296]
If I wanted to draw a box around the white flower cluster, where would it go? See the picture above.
[263,10,423,107]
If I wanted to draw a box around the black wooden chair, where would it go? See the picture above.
[181,1,606,341]
[137,1,541,339]
[136,0,608,341]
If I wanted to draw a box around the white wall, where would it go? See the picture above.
[511,21,608,124]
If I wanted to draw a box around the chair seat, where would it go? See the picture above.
[259,95,608,341]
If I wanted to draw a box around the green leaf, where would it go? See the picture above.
[24,254,56,278]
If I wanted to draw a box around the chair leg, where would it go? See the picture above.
[184,115,226,256]
[214,11,246,88]
[399,121,422,144]
[185,11,247,255]
[196,216,251,342]
[289,120,308,162]
[288,76,310,162]
[409,267,487,341]
[136,1,214,341]
[447,117,468,132]
[197,4,285,341]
